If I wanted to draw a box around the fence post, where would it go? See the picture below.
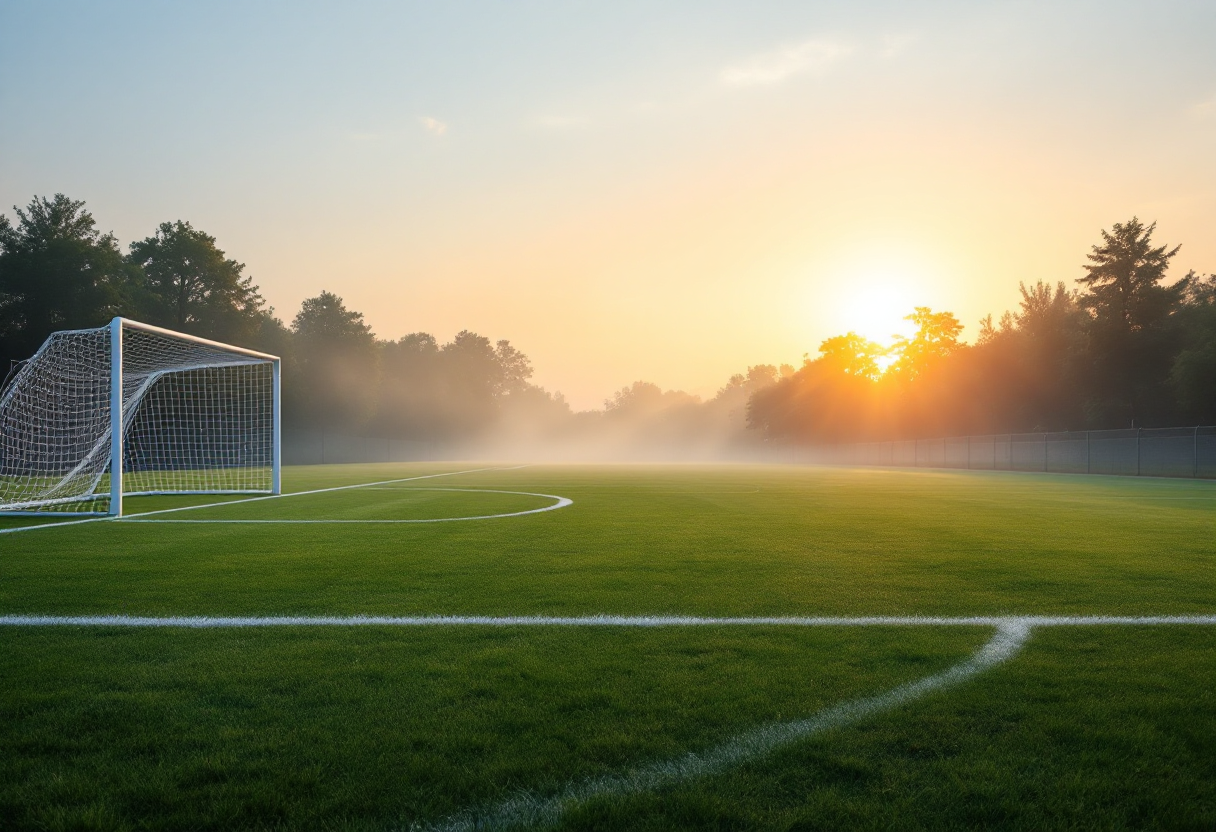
[1136,428,1141,476]
[1086,430,1091,475]
[1043,433,1048,473]
[1195,426,1200,479]
[966,435,971,469]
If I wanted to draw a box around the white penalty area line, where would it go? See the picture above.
[2,614,1213,628]
[116,488,572,524]
[0,466,542,536]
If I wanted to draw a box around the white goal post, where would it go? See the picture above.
[0,317,280,517]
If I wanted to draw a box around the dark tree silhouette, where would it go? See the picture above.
[0,195,128,368]
[1170,273,1216,424]
[1078,218,1188,426]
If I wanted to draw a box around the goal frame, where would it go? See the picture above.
[106,318,281,517]
[0,317,281,518]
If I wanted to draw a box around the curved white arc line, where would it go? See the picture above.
[3,614,1214,628]
[116,490,573,524]
[422,622,1034,832]
[0,466,526,535]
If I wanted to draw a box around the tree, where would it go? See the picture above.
[0,194,128,365]
[292,291,375,343]
[889,308,963,379]
[373,333,445,439]
[493,339,534,396]
[1006,281,1087,430]
[1080,218,1183,333]
[289,291,378,428]
[127,221,265,344]
[370,329,539,441]
[816,333,886,380]
[1077,218,1187,426]
[716,365,779,400]
[1170,272,1216,423]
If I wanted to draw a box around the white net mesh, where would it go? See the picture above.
[0,321,276,514]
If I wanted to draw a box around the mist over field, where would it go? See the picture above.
[2,198,1215,463]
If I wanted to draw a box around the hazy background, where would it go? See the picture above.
[2,0,1214,409]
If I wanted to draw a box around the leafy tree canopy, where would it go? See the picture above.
[291,291,374,345]
[890,308,963,378]
[128,221,265,343]
[817,333,886,380]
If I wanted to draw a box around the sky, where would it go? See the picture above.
[2,1,1214,409]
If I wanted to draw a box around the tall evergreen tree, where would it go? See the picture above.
[1078,218,1187,426]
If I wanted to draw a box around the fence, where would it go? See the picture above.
[809,426,1216,479]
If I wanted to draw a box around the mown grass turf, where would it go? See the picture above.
[2,463,1212,616]
[556,626,1216,831]
[1,463,1213,830]
[1,626,989,831]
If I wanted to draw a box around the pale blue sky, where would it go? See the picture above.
[3,1,1214,406]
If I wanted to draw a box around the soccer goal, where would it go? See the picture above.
[0,318,280,517]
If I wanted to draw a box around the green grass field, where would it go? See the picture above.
[2,463,1214,830]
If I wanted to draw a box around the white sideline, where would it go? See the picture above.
[117,488,572,524]
[0,466,532,535]
[2,614,1213,627]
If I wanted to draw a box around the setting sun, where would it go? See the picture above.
[834,275,920,346]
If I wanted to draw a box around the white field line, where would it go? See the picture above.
[422,621,1032,832]
[0,466,527,536]
[117,488,572,524]
[2,614,1213,627]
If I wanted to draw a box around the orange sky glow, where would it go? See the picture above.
[2,2,1214,408]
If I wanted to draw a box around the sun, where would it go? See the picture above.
[835,274,919,348]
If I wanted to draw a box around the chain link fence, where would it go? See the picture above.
[807,426,1216,479]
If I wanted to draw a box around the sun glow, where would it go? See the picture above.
[834,273,920,358]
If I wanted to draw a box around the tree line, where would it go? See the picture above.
[0,194,558,440]
[2,194,1212,453]
[749,218,1216,440]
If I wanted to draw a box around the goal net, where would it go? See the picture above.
[0,318,280,516]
